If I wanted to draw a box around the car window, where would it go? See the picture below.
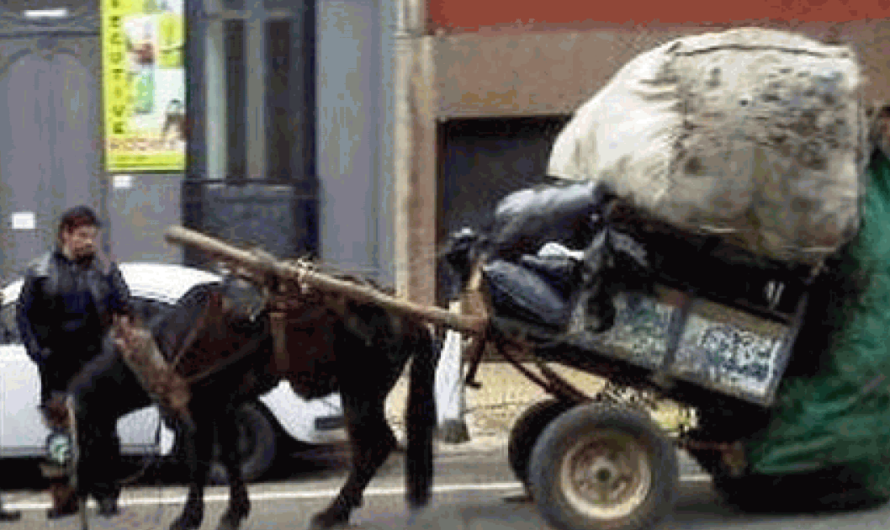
[0,297,173,347]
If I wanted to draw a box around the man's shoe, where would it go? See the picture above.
[0,510,21,522]
[46,481,79,519]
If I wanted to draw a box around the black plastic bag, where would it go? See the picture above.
[491,181,613,259]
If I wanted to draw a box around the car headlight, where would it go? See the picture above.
[46,432,73,466]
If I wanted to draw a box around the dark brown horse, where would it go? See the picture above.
[68,271,439,530]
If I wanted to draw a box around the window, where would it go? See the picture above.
[266,19,291,181]
[203,1,309,181]
[224,19,247,180]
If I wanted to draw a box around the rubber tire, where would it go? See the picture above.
[209,402,278,484]
[528,403,678,530]
[508,399,574,488]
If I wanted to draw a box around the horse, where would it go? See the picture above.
[64,269,440,530]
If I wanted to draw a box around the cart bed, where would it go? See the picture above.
[490,280,806,408]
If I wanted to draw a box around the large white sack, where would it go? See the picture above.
[548,27,869,266]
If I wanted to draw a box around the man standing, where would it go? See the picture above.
[16,206,131,518]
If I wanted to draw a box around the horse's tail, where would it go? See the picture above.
[405,324,439,509]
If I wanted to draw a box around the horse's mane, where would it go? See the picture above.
[150,282,226,362]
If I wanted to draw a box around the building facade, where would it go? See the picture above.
[4,0,889,306]
[0,0,401,292]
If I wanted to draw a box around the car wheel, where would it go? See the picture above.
[209,402,278,484]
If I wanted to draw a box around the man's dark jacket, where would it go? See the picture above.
[15,249,130,389]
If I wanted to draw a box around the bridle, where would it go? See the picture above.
[168,274,297,385]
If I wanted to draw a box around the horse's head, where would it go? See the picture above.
[441,227,486,297]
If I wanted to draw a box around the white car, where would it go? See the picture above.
[0,262,348,482]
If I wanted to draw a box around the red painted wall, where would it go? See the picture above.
[428,0,890,32]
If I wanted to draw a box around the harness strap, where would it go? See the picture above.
[170,305,210,372]
[270,286,290,374]
[185,332,269,386]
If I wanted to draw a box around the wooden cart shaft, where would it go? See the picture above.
[164,226,488,336]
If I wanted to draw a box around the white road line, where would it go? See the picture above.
[6,476,712,511]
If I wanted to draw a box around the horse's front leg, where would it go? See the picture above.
[215,410,250,530]
[309,395,397,530]
[171,416,213,530]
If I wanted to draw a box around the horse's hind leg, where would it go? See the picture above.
[309,394,397,530]
[215,411,251,530]
[171,416,213,530]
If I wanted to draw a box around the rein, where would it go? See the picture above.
[184,329,270,386]
[169,304,211,372]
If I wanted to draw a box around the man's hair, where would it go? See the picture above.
[58,205,100,235]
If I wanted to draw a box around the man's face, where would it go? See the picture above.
[61,225,99,263]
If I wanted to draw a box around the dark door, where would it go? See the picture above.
[437,116,569,304]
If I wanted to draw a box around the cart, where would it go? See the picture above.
[163,216,820,530]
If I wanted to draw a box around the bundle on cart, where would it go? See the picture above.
[548,27,868,268]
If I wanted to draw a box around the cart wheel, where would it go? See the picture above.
[508,399,574,488]
[528,403,678,530]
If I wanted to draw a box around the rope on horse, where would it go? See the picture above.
[113,316,193,428]
[66,395,90,530]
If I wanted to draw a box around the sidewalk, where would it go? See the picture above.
[384,361,695,456]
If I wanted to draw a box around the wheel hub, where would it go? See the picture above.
[588,457,622,491]
[560,431,652,520]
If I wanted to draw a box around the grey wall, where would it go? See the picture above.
[108,174,184,264]
[375,0,396,288]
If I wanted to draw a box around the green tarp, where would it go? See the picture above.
[742,148,890,501]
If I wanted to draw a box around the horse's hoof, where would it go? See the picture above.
[216,512,246,530]
[406,506,431,527]
[170,515,202,530]
[308,511,350,530]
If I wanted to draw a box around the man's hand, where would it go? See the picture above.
[112,313,142,354]
[115,313,132,328]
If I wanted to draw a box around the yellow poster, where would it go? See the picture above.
[102,0,185,172]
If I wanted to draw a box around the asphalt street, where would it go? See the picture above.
[1,448,888,530]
